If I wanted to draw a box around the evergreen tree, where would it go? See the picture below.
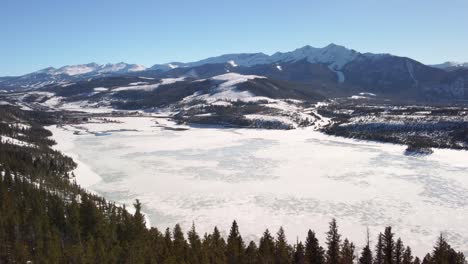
[173,224,187,264]
[205,226,226,264]
[305,230,325,264]
[374,233,384,264]
[187,223,202,264]
[325,219,341,264]
[132,199,146,236]
[413,257,421,264]
[245,241,259,264]
[293,241,306,264]
[259,229,275,264]
[163,227,174,260]
[394,238,404,264]
[421,253,432,264]
[401,246,413,264]
[275,227,291,264]
[383,227,395,264]
[226,220,245,264]
[358,229,372,264]
[432,234,466,264]
[340,239,355,264]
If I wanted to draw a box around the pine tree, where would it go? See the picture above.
[325,219,341,264]
[163,227,174,260]
[293,241,305,264]
[401,246,413,264]
[132,199,146,236]
[245,241,259,264]
[432,234,450,264]
[173,224,187,264]
[275,227,291,264]
[382,227,395,264]
[259,229,275,264]
[374,233,384,264]
[421,253,431,264]
[413,257,421,264]
[226,221,245,264]
[358,229,372,264]
[205,226,226,264]
[340,239,355,264]
[394,238,404,264]
[187,223,202,264]
[305,230,325,264]
[431,234,466,264]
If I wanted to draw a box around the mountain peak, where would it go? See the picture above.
[269,43,359,69]
[323,43,349,50]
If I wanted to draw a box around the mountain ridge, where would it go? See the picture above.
[1,43,467,104]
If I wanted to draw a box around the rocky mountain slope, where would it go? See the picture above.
[1,44,467,104]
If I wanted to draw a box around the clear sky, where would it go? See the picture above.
[2,0,468,76]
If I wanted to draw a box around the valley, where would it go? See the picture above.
[1,43,468,260]
[47,115,468,256]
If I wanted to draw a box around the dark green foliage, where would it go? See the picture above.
[340,239,355,264]
[375,233,384,264]
[414,257,421,264]
[325,219,341,264]
[383,227,395,264]
[305,230,325,264]
[246,241,259,264]
[293,242,305,264]
[226,220,245,264]
[430,234,466,264]
[359,229,372,264]
[395,238,404,264]
[275,227,292,264]
[258,229,275,264]
[187,223,203,264]
[204,226,227,264]
[402,246,413,264]
[359,243,372,264]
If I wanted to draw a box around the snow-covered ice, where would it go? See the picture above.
[48,117,468,256]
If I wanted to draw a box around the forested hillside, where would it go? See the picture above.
[0,105,466,263]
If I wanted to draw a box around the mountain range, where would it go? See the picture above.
[1,43,468,105]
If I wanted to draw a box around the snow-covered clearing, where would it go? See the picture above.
[48,117,468,255]
[0,135,35,148]
[112,77,186,92]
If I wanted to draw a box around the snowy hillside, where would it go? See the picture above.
[431,61,468,71]
[38,62,147,76]
[150,44,365,70]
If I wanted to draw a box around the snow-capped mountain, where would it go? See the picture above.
[269,43,361,69]
[37,62,147,76]
[0,63,147,90]
[431,61,468,71]
[150,43,364,71]
[1,44,468,103]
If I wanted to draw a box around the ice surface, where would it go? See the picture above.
[48,117,468,256]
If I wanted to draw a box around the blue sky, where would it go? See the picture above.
[1,0,468,76]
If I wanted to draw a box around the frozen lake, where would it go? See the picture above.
[49,117,468,255]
